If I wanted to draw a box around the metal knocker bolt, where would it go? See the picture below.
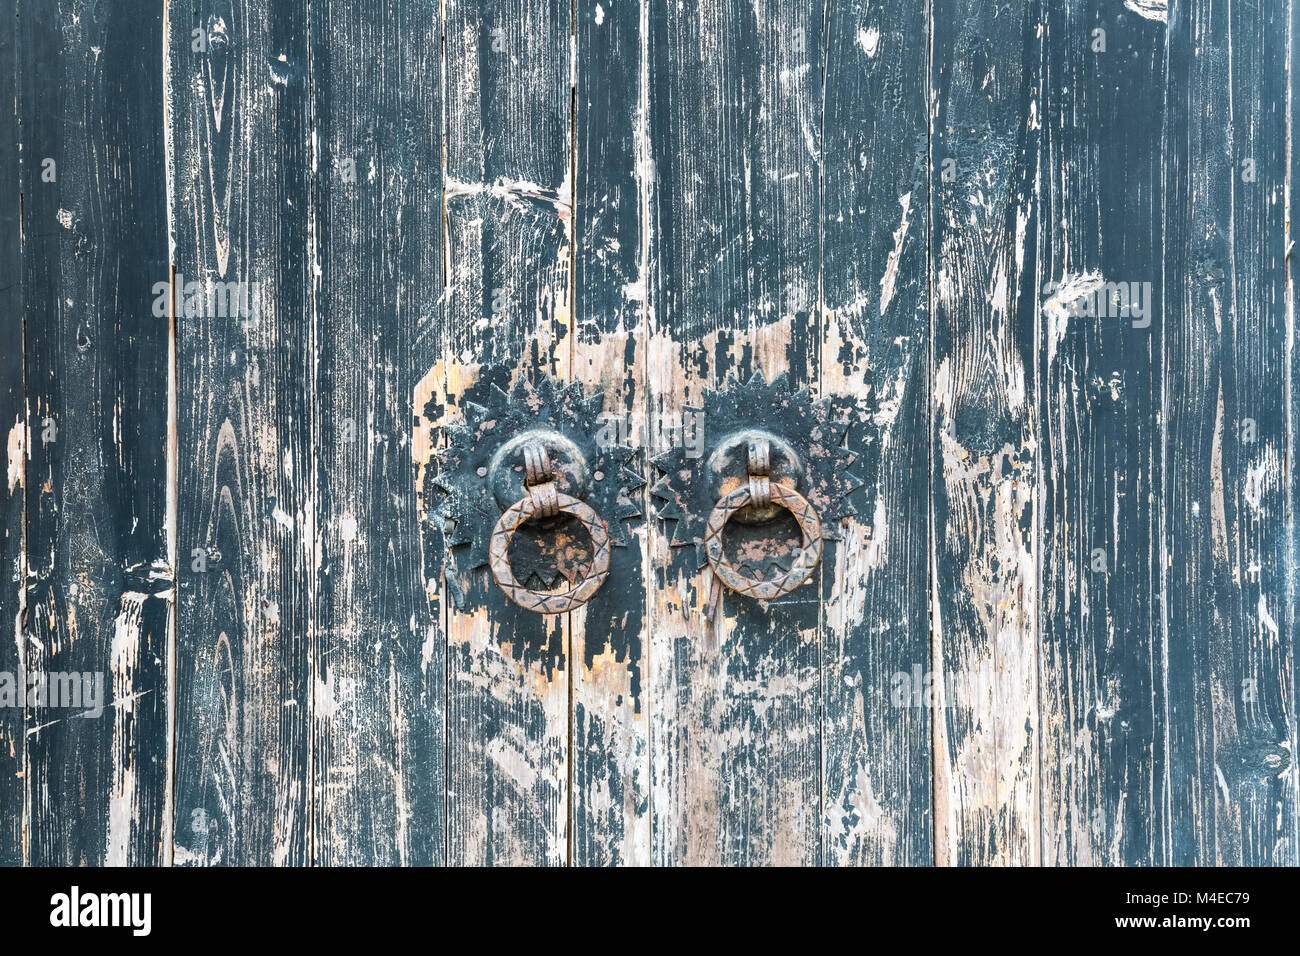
[703,436,823,619]
[489,441,612,614]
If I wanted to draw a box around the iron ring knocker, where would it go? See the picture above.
[489,443,612,614]
[702,437,823,618]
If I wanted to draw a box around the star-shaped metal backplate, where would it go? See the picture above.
[651,373,862,581]
[430,369,643,610]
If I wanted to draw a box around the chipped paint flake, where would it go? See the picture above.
[271,506,294,531]
[856,26,880,57]
[1124,0,1168,23]
[6,416,24,492]
[1258,594,1279,640]
[1041,271,1104,367]
[879,193,912,315]
[106,592,149,866]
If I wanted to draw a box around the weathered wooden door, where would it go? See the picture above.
[1,0,1296,867]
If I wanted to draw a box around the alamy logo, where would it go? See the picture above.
[49,886,151,936]
[1041,276,1152,328]
[151,272,261,320]
[891,662,999,709]
[595,410,705,458]
[0,670,104,718]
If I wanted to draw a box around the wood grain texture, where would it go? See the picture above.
[1162,0,1296,866]
[1,0,1297,870]
[571,0,651,866]
[646,0,824,866]
[1292,0,1300,868]
[820,0,932,866]
[442,0,574,866]
[168,0,313,866]
[930,0,1039,866]
[1035,0,1170,867]
[0,0,23,868]
[310,0,446,868]
[17,0,171,866]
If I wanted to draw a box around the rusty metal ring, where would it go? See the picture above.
[703,481,822,602]
[489,491,611,614]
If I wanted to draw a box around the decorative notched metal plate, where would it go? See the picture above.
[651,373,862,605]
[432,369,643,611]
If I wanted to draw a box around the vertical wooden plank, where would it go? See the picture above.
[1036,0,1171,865]
[571,0,651,866]
[819,0,931,865]
[168,0,312,866]
[18,0,172,865]
[310,0,446,868]
[1291,0,1300,864]
[0,0,24,868]
[1163,0,1296,865]
[442,0,574,866]
[647,0,823,866]
[930,0,1039,866]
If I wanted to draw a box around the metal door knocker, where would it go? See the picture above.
[432,370,642,614]
[489,441,611,613]
[702,435,822,612]
[651,373,861,620]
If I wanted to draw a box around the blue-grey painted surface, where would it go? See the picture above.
[0,0,1295,866]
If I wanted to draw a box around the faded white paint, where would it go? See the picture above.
[879,193,912,316]
[856,26,880,57]
[106,592,149,866]
[6,416,23,493]
[1042,271,1105,368]
[1124,0,1169,24]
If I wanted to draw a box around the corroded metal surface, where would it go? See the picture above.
[703,481,822,602]
[652,373,860,601]
[490,490,611,614]
[432,372,642,609]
